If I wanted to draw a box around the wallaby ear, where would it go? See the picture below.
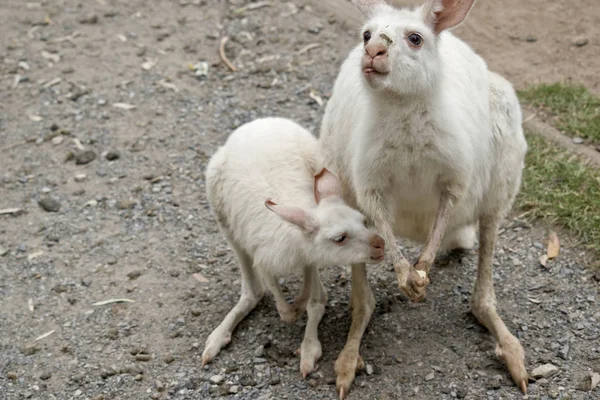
[265,199,317,232]
[423,0,475,34]
[314,168,343,204]
[352,0,387,17]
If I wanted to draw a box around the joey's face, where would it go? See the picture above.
[312,200,385,266]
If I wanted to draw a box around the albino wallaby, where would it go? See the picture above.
[319,0,528,397]
[202,117,385,377]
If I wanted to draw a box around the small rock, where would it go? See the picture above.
[209,375,224,384]
[591,372,600,390]
[525,34,538,42]
[100,368,117,379]
[91,395,104,400]
[117,199,137,210]
[39,370,52,380]
[6,371,18,380]
[74,173,86,182]
[163,354,175,363]
[531,363,559,379]
[135,354,151,362]
[573,37,589,47]
[269,376,281,385]
[572,137,584,144]
[53,284,68,293]
[425,372,435,381]
[155,380,165,392]
[52,136,63,145]
[134,374,143,381]
[488,375,503,389]
[127,270,143,280]
[558,343,570,360]
[0,247,8,256]
[38,197,61,212]
[190,308,202,317]
[229,385,239,394]
[107,327,118,340]
[254,345,265,357]
[366,364,374,375]
[239,375,256,386]
[75,150,97,165]
[96,168,107,177]
[106,150,120,161]
[169,269,181,277]
[80,14,99,24]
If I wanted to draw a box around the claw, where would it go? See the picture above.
[339,387,345,400]
[201,358,209,368]
[520,380,527,394]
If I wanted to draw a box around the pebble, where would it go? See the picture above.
[106,150,121,161]
[134,374,143,381]
[488,375,503,389]
[155,380,165,392]
[74,173,87,182]
[163,354,175,363]
[270,376,281,385]
[531,363,559,379]
[91,395,104,400]
[572,137,584,144]
[39,370,52,380]
[425,372,435,381]
[190,308,202,316]
[229,385,239,394]
[209,375,224,384]
[0,247,8,256]
[366,364,374,375]
[558,343,570,359]
[52,136,64,145]
[525,34,537,42]
[6,371,18,379]
[254,345,265,357]
[80,14,99,24]
[75,150,97,165]
[127,270,143,280]
[239,375,256,386]
[135,354,152,362]
[573,37,589,47]
[38,197,61,212]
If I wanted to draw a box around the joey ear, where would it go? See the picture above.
[265,199,317,232]
[314,168,343,204]
[423,0,475,34]
[352,0,387,17]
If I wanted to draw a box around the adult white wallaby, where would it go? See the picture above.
[202,117,385,377]
[319,0,528,397]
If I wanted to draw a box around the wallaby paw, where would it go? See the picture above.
[496,337,528,393]
[300,338,322,378]
[201,331,231,367]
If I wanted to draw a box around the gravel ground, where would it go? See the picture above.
[1,1,599,400]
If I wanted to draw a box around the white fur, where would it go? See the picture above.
[320,3,527,247]
[203,117,384,375]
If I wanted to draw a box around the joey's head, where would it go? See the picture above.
[265,168,385,267]
[352,0,475,94]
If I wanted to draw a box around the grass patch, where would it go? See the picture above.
[518,83,600,143]
[516,133,600,253]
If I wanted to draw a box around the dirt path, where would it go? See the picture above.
[1,1,599,400]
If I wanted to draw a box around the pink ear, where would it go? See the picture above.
[265,199,316,232]
[352,0,387,17]
[424,0,475,34]
[314,168,343,204]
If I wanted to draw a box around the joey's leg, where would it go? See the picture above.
[335,264,372,400]
[364,191,427,302]
[202,244,264,366]
[299,266,327,377]
[471,214,528,393]
[263,273,309,323]
[414,191,455,279]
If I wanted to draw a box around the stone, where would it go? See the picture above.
[531,363,559,379]
[106,150,121,161]
[572,137,584,144]
[573,37,589,47]
[75,150,97,165]
[39,370,52,380]
[38,197,61,212]
[425,372,435,381]
[209,375,224,384]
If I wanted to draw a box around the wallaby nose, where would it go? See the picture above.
[369,234,385,250]
[365,43,387,59]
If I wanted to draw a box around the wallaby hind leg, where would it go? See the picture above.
[202,243,264,366]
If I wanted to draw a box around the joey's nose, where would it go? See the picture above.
[365,43,387,59]
[370,234,385,250]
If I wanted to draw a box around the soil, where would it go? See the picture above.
[0,1,599,400]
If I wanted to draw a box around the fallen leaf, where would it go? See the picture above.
[112,103,137,110]
[192,273,209,283]
[35,330,55,341]
[27,251,44,261]
[141,58,158,70]
[92,298,135,306]
[309,89,324,107]
[547,231,560,259]
[539,254,548,267]
[41,50,60,63]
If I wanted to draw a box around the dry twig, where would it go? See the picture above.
[219,37,237,72]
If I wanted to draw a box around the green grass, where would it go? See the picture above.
[518,83,600,143]
[516,133,600,253]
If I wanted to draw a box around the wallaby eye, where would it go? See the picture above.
[407,33,423,47]
[332,234,348,245]
[363,30,372,43]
